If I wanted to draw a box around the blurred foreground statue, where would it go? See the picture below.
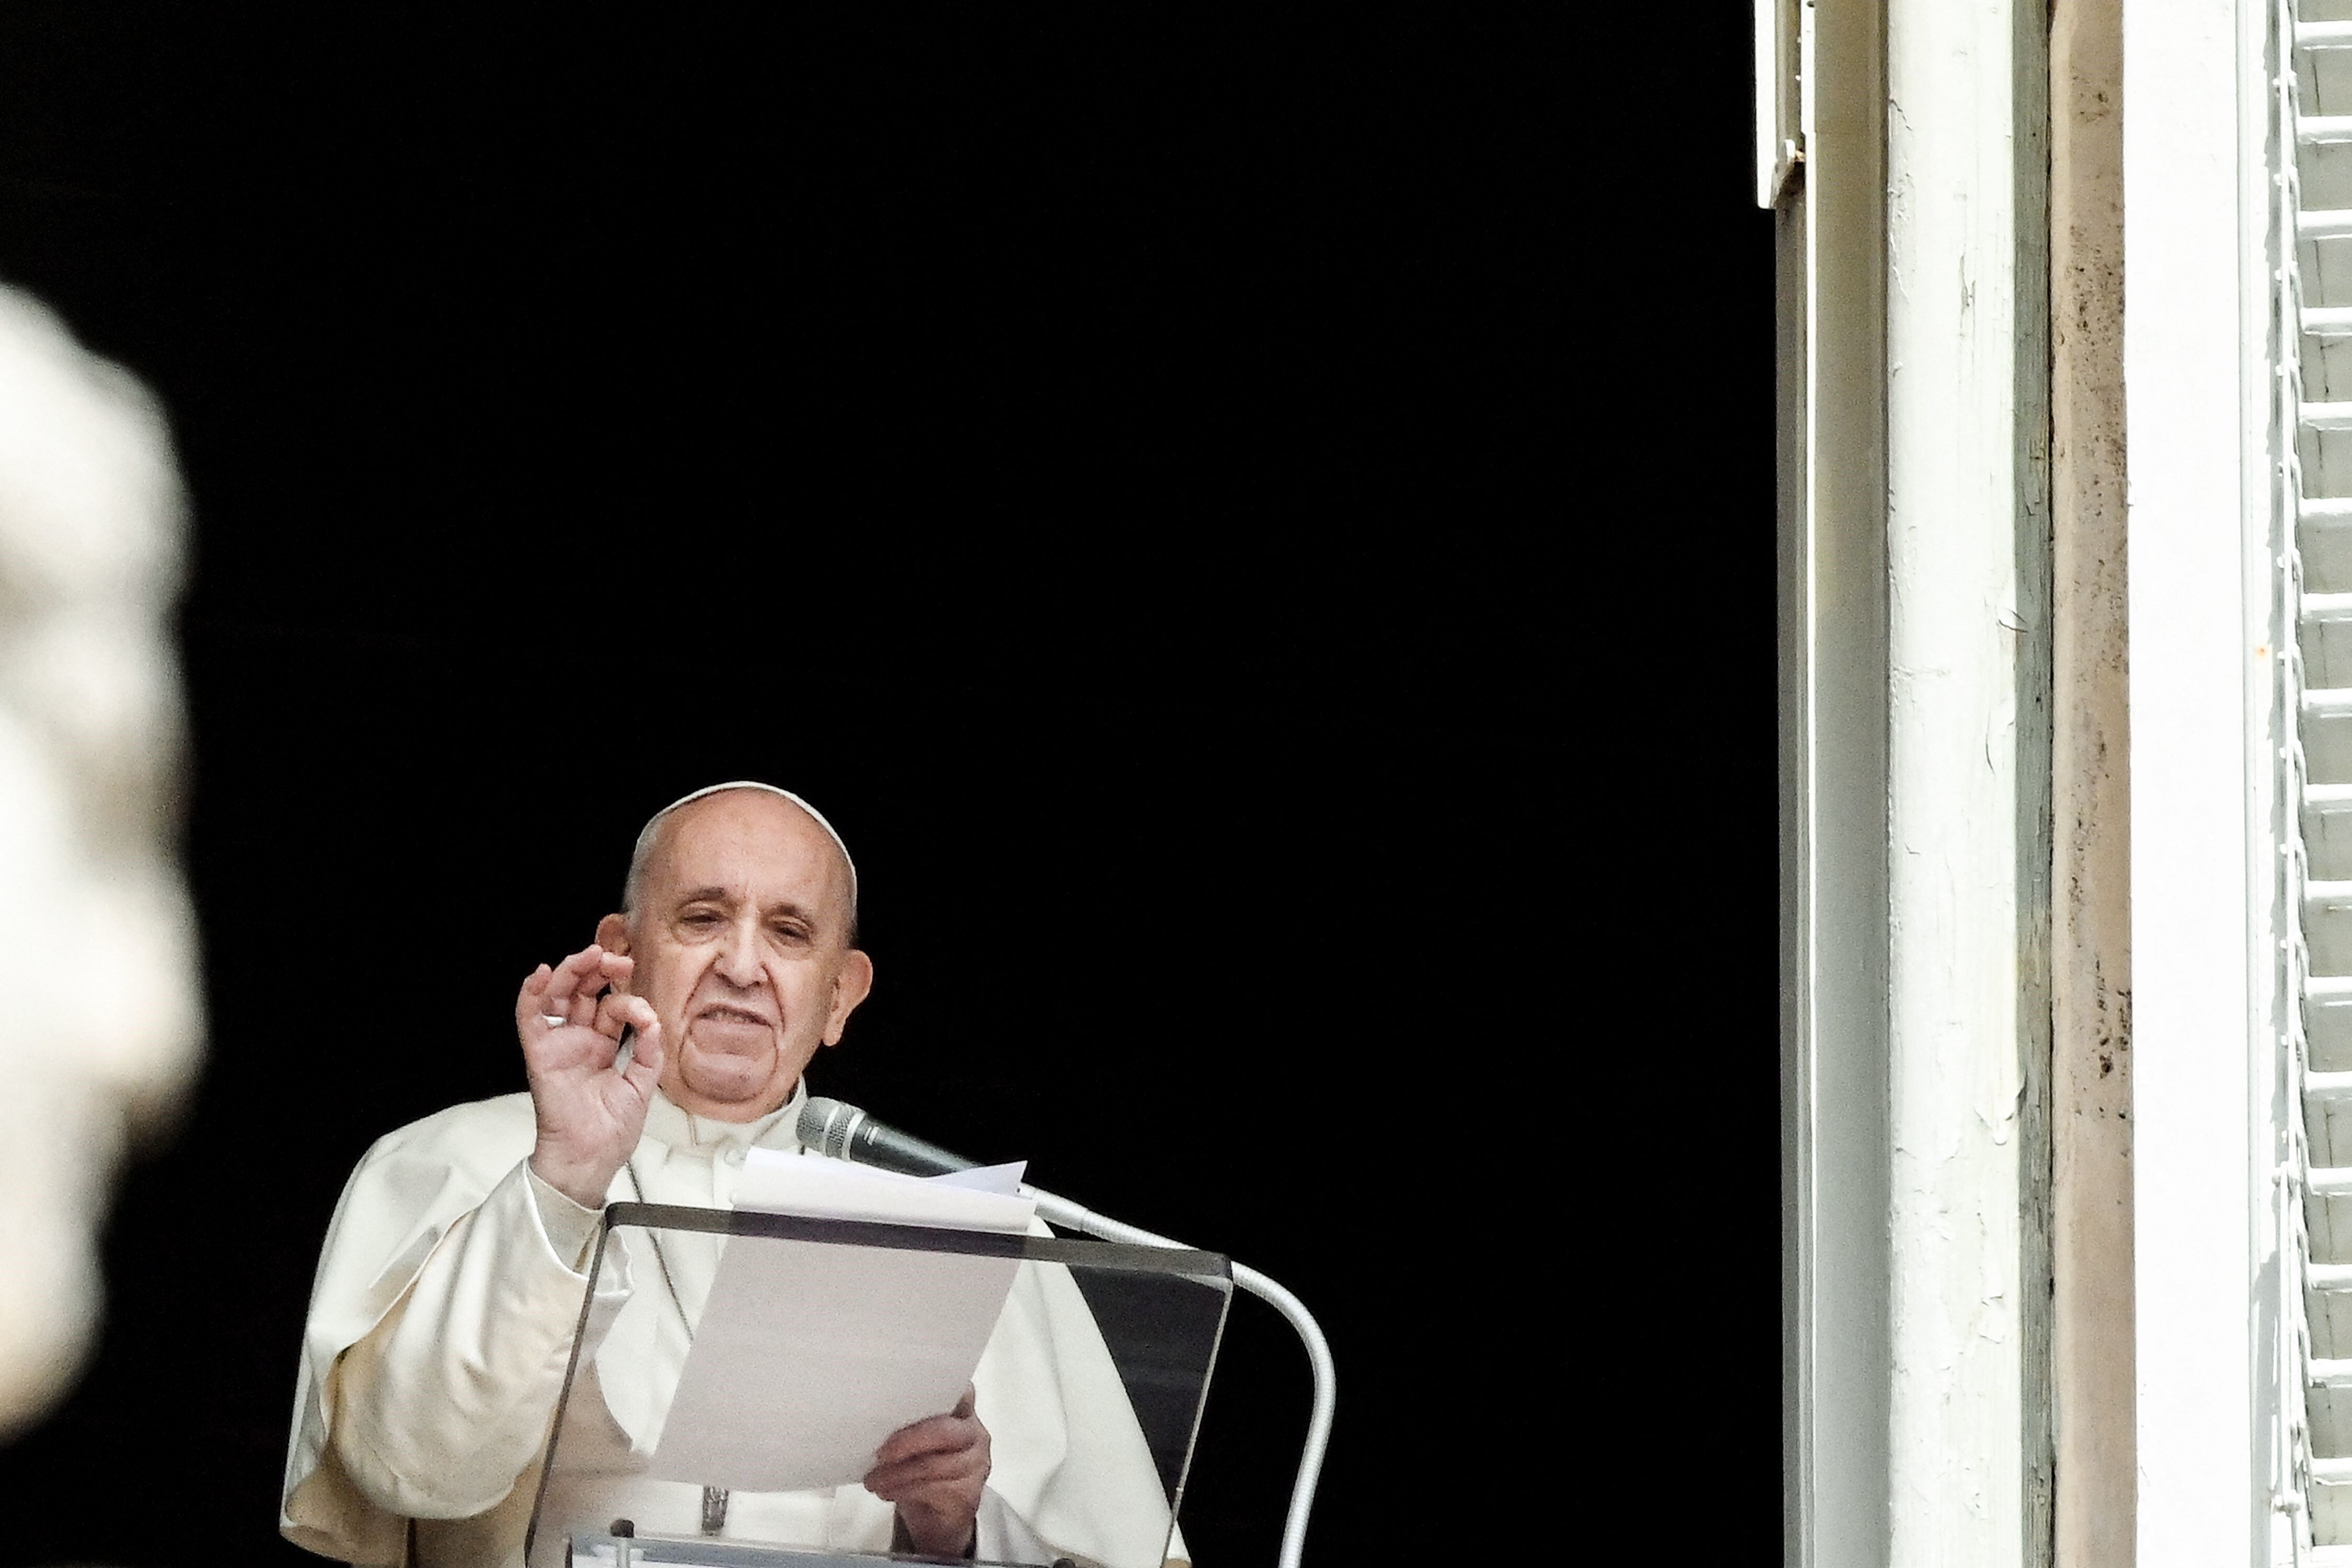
[0,285,202,1439]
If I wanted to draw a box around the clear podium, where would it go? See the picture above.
[525,1201,1231,1568]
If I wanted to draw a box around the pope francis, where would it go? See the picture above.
[279,783,1184,1567]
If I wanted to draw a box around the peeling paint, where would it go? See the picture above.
[1880,0,2048,1558]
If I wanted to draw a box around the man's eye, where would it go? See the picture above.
[680,911,721,927]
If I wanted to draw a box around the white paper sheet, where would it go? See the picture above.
[644,1152,1036,1493]
[925,1159,1027,1195]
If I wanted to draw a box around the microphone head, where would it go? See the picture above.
[797,1097,975,1175]
[798,1096,865,1161]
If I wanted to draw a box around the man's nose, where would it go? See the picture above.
[716,918,764,986]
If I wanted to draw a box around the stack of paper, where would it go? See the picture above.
[645,1152,1036,1493]
[734,1148,1033,1225]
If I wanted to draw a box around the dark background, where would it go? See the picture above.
[0,9,1776,1563]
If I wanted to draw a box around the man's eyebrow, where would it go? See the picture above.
[669,889,825,927]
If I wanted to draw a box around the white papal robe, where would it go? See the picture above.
[279,1081,1188,1567]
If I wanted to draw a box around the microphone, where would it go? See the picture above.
[793,1094,1335,1568]
[798,1096,977,1178]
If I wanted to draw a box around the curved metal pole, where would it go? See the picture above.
[1028,1189,1333,1568]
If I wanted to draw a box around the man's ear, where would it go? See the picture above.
[595,913,632,970]
[822,950,875,1047]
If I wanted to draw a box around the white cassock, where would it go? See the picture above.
[279,1081,1190,1567]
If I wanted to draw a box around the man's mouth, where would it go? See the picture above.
[690,1003,776,1050]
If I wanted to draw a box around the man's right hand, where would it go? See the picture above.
[517,944,666,1209]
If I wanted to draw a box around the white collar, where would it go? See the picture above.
[640,1078,808,1157]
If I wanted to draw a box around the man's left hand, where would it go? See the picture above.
[865,1384,990,1557]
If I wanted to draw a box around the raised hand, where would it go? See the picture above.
[517,943,666,1208]
[866,1385,989,1557]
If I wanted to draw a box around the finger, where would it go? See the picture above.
[864,1466,987,1508]
[954,1384,975,1420]
[874,1444,987,1482]
[871,1418,959,1465]
[541,946,605,1016]
[863,1448,989,1500]
[871,1413,982,1467]
[621,1013,665,1097]
[564,951,615,1027]
[515,964,555,1029]
[516,968,587,1043]
[593,988,641,1041]
[567,978,604,1028]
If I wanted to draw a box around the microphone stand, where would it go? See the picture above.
[1022,1185,1334,1568]
[799,1098,1333,1565]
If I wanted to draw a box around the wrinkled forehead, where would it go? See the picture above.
[635,788,858,923]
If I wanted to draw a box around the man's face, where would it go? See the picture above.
[597,791,872,1121]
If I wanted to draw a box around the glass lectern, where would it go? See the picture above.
[526,1202,1230,1568]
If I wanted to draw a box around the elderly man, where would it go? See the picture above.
[280,784,1180,1567]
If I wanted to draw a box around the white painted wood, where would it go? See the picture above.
[1881,0,2047,1560]
[2124,0,2262,1561]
